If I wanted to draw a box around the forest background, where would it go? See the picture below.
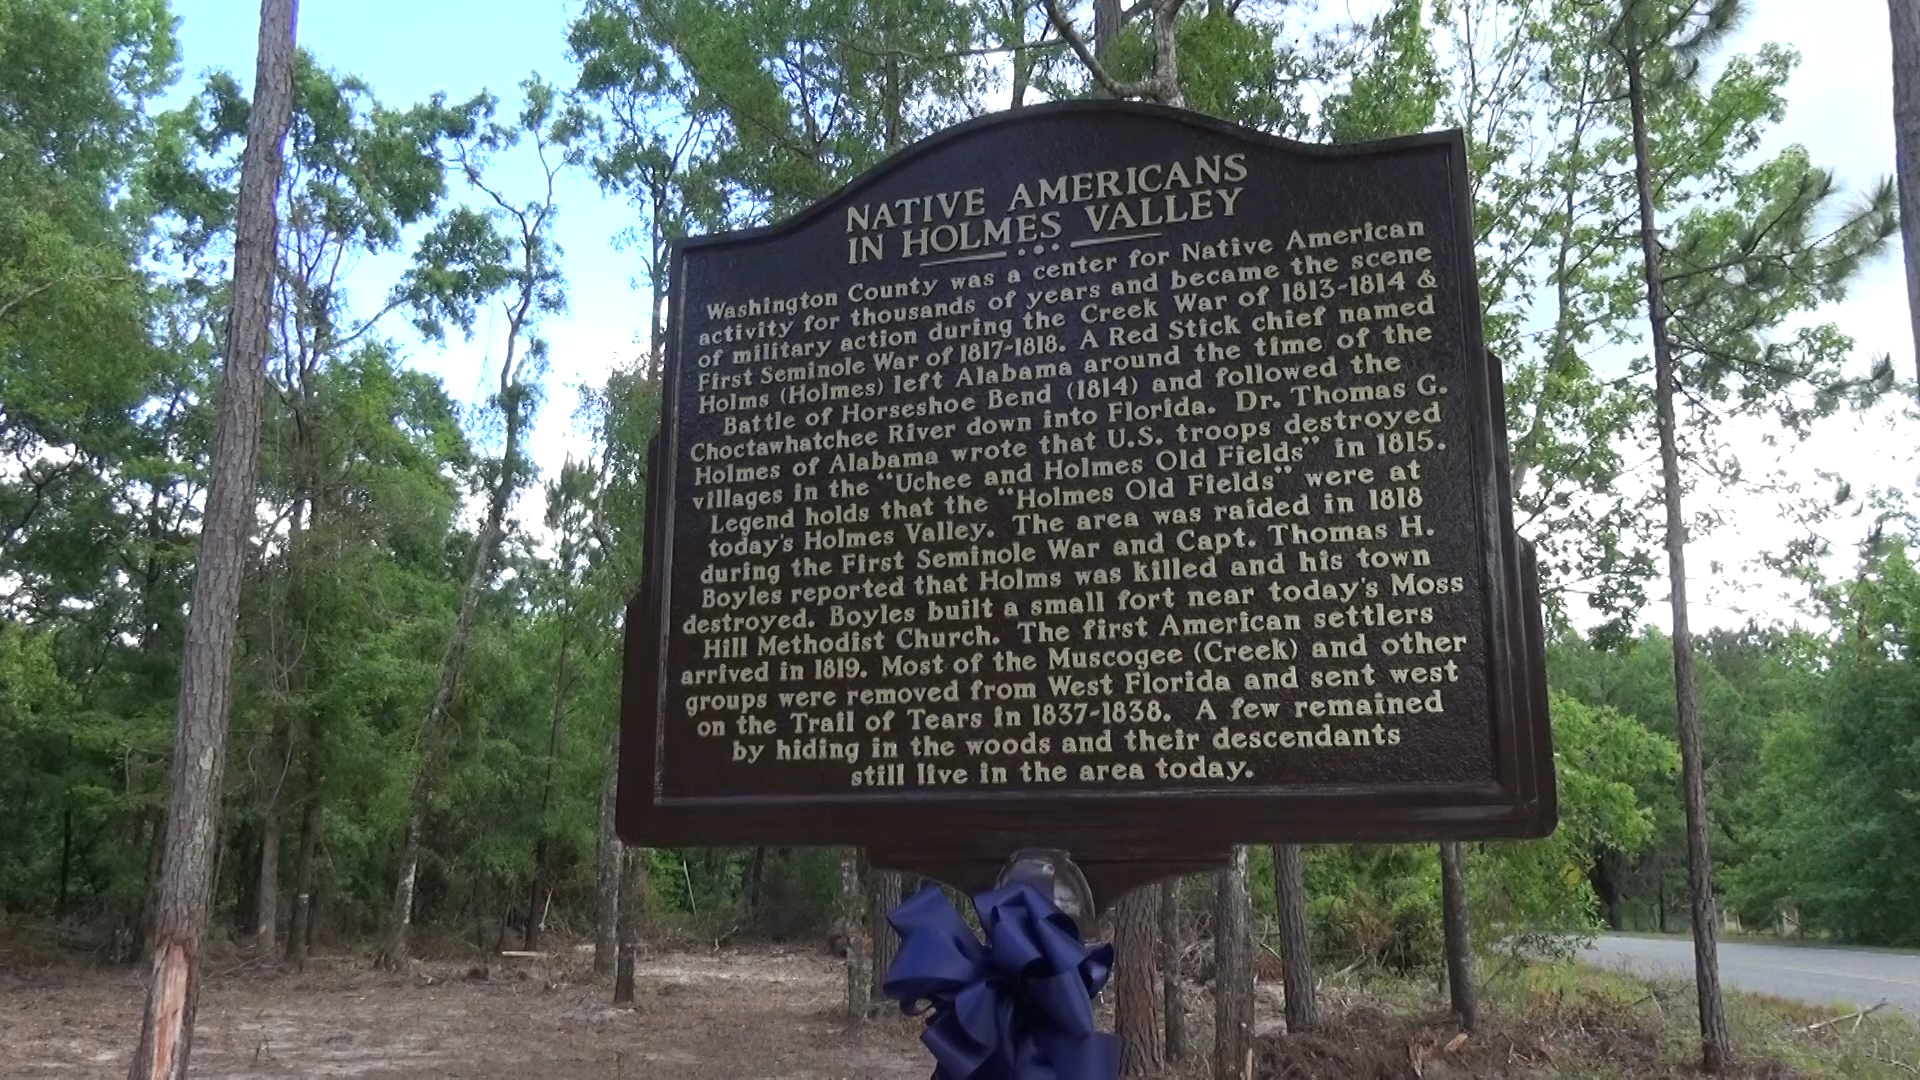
[6,0,1920,1066]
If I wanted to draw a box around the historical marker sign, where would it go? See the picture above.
[619,103,1552,900]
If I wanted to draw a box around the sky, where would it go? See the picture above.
[166,0,1920,630]
[170,0,649,479]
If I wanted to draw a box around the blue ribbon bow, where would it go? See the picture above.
[881,883,1120,1080]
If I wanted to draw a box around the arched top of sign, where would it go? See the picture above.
[678,101,1468,255]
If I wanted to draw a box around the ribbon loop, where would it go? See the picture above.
[882,884,1119,1080]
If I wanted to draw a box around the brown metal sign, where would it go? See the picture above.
[618,102,1553,902]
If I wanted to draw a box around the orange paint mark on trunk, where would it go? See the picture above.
[144,941,192,1079]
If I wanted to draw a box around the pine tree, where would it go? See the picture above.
[1605,0,1898,1067]
[381,81,580,966]
[1113,887,1163,1073]
[128,0,298,1073]
[1212,848,1253,1080]
[1891,0,1920,386]
[1272,845,1316,1032]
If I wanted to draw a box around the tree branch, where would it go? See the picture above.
[1041,0,1153,98]
[834,33,1067,62]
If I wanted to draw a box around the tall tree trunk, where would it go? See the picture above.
[1150,0,1185,107]
[252,701,299,958]
[1113,887,1163,1074]
[1212,847,1253,1080]
[1159,878,1189,1062]
[381,404,526,967]
[1007,0,1033,109]
[286,784,321,970]
[127,0,298,1072]
[613,847,645,1004]
[304,873,320,956]
[254,803,279,954]
[525,632,573,952]
[523,860,548,953]
[1594,849,1622,931]
[1628,40,1730,1075]
[868,869,902,999]
[1439,842,1475,1031]
[229,822,257,938]
[57,805,72,916]
[1093,0,1122,72]
[383,786,427,967]
[840,848,868,1022]
[253,495,307,959]
[1892,0,1920,387]
[1272,844,1316,1033]
[593,727,621,979]
[744,846,767,916]
[135,810,164,960]
[382,163,542,967]
[1656,866,1669,934]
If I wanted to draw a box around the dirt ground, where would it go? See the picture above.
[3,946,932,1078]
[6,940,1865,1078]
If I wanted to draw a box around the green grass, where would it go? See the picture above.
[1292,959,1920,1078]
[1606,929,1920,958]
[1511,962,1920,1077]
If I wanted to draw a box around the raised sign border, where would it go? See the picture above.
[617,101,1554,903]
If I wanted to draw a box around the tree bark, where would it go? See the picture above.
[1272,844,1316,1033]
[1439,842,1475,1031]
[1159,878,1188,1063]
[868,869,902,999]
[593,726,621,979]
[1007,0,1033,108]
[1150,0,1186,107]
[1627,38,1730,1074]
[1892,0,1920,387]
[1093,0,1123,68]
[1113,887,1163,1074]
[383,789,426,967]
[127,0,298,1073]
[1212,847,1254,1080]
[1594,849,1622,931]
[254,802,279,954]
[840,848,868,1022]
[613,846,645,1004]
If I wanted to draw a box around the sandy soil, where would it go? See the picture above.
[3,947,931,1078]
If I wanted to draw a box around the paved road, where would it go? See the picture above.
[1582,935,1920,1015]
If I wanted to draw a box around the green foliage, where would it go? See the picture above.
[1727,541,1920,945]
[0,0,203,938]
[0,0,177,462]
[1319,0,1443,143]
[572,0,981,224]
[1282,690,1678,973]
[1305,844,1444,972]
[1476,693,1676,958]
[1097,4,1308,132]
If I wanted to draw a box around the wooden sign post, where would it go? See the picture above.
[618,102,1553,909]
